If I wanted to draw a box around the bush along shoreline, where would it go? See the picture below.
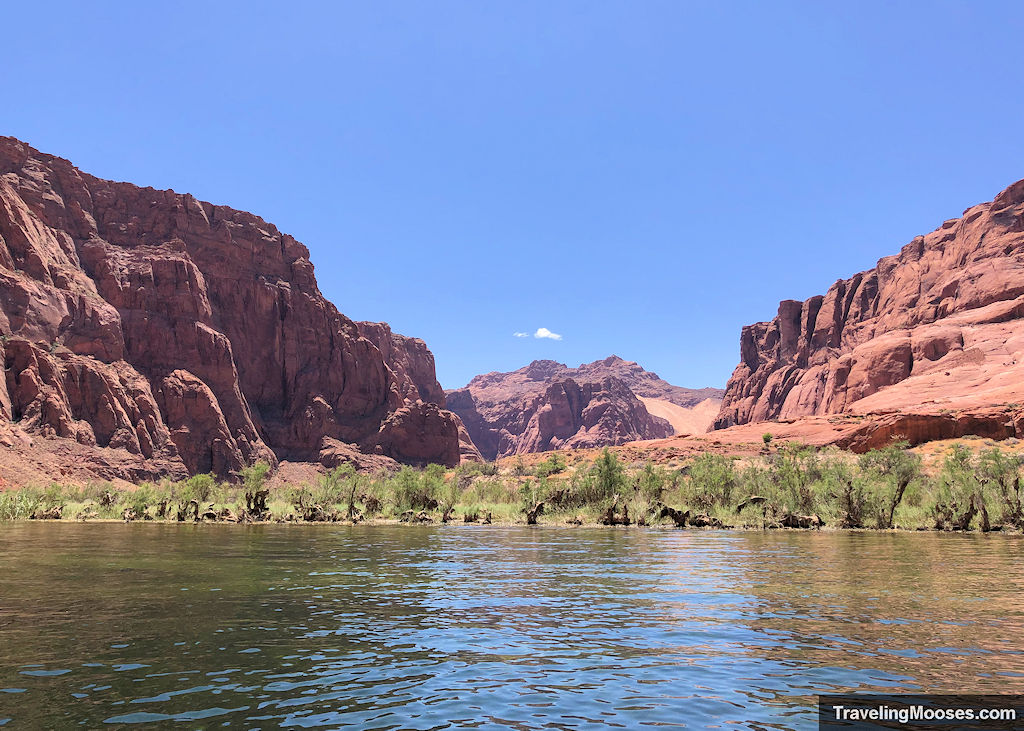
[2,441,1023,532]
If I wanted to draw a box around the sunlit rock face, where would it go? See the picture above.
[714,178,1024,434]
[0,136,460,479]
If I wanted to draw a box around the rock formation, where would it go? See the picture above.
[0,136,460,480]
[572,355,723,408]
[714,178,1024,437]
[447,357,722,460]
[356,320,482,463]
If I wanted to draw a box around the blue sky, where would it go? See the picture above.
[4,1,1023,389]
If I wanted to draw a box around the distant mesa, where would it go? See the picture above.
[446,356,724,461]
[713,176,1024,449]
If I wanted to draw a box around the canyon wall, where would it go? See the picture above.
[714,179,1024,429]
[0,137,460,480]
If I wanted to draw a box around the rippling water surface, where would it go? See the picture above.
[0,524,1022,728]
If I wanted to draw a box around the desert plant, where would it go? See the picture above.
[535,452,567,478]
[931,446,987,530]
[241,461,271,493]
[824,460,868,528]
[635,462,670,501]
[773,444,820,514]
[858,443,921,528]
[590,448,627,503]
[181,473,217,503]
[511,456,530,476]
[0,489,44,521]
[128,483,156,516]
[977,447,1023,528]
[317,464,356,506]
[686,454,736,509]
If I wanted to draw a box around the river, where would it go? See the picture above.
[0,524,1021,728]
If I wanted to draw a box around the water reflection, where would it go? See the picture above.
[0,524,1021,728]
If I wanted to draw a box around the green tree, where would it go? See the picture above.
[977,447,1023,528]
[592,448,626,502]
[931,445,985,530]
[858,443,921,528]
[687,454,736,509]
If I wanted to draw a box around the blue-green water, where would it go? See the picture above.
[0,524,1021,728]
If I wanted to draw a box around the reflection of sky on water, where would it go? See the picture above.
[0,524,1021,729]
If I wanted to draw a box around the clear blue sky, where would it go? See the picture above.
[4,2,1023,389]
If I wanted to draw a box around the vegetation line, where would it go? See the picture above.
[2,441,1023,532]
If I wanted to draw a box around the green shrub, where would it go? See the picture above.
[858,443,921,528]
[128,483,156,515]
[181,473,216,502]
[42,482,70,508]
[241,462,271,493]
[977,447,1023,527]
[816,459,870,528]
[389,464,446,510]
[772,444,821,514]
[511,457,530,476]
[0,489,44,521]
[317,464,356,506]
[581,448,626,504]
[475,462,499,476]
[686,454,736,509]
[535,453,567,478]
[635,462,670,501]
[518,477,543,511]
[931,445,985,529]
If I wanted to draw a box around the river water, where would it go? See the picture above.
[0,524,1021,728]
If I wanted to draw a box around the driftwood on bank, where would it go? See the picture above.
[657,503,689,528]
[245,489,269,517]
[359,493,382,515]
[736,496,768,513]
[780,511,823,529]
[689,512,725,528]
[30,505,63,520]
[400,510,433,524]
[176,499,200,522]
[599,495,630,526]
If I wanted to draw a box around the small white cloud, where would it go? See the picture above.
[534,327,562,341]
[513,331,529,338]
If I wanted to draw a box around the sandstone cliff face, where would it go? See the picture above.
[714,179,1024,430]
[0,137,460,477]
[445,357,715,460]
[355,321,445,406]
[356,320,480,463]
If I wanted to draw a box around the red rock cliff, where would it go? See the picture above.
[0,137,460,476]
[714,179,1024,429]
